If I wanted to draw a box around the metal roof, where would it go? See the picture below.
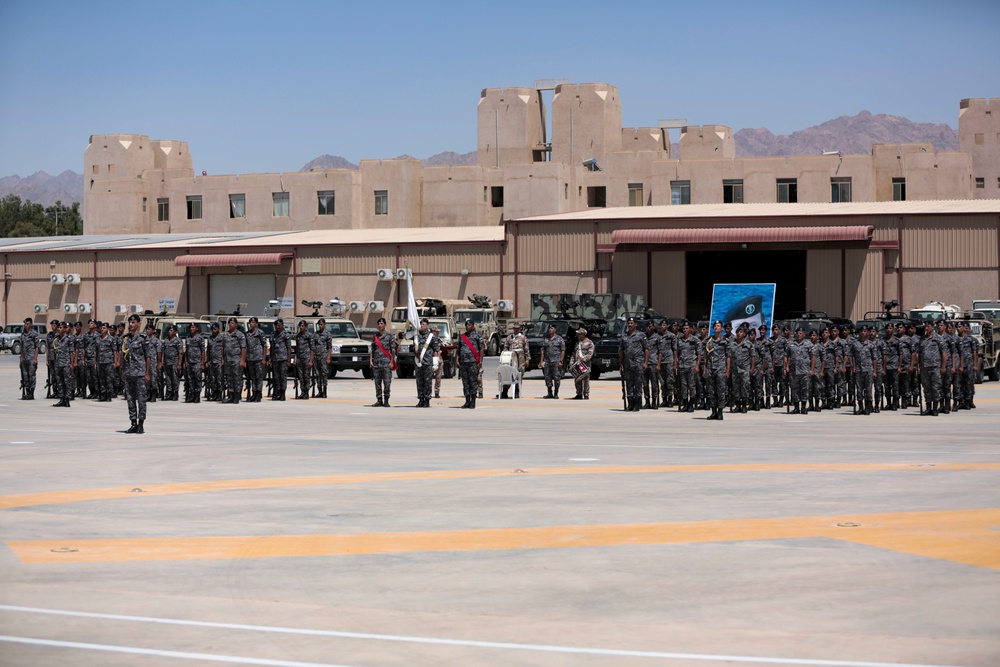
[0,227,505,253]
[517,199,1000,223]
[611,225,875,246]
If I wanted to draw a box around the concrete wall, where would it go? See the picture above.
[960,98,1000,199]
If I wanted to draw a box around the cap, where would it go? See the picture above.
[577,327,588,335]
[127,314,141,323]
[316,318,325,325]
[211,322,220,329]
[512,322,521,328]
[227,317,237,324]
[249,316,259,324]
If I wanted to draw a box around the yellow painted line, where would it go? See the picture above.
[2,463,998,510]
[8,508,1000,569]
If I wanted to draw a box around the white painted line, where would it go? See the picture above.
[0,605,967,667]
[568,458,600,461]
[0,635,356,667]
[9,441,34,444]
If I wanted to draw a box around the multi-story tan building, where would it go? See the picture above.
[82,83,997,235]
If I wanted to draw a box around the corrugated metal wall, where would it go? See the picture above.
[517,221,594,272]
[613,251,646,297]
[845,249,882,321]
[902,214,998,269]
[805,249,842,316]
[651,251,684,315]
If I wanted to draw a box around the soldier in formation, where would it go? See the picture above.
[642,320,660,409]
[183,323,206,403]
[51,321,75,407]
[206,322,224,401]
[95,321,117,402]
[245,317,268,402]
[675,322,699,412]
[703,321,730,420]
[161,325,182,401]
[222,317,247,404]
[618,316,649,412]
[311,319,332,398]
[270,319,291,401]
[412,317,440,407]
[294,320,315,400]
[785,327,813,415]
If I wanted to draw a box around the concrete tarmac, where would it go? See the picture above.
[1,355,998,667]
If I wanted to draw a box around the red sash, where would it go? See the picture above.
[461,334,481,364]
[374,335,396,371]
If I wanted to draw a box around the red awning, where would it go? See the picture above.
[174,252,293,267]
[611,225,874,246]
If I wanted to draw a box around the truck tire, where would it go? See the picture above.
[988,365,999,382]
[327,368,338,379]
[38,341,46,355]
[976,361,984,384]
[487,335,499,357]
[444,358,456,379]
[361,367,372,380]
[10,341,20,356]
[590,367,602,381]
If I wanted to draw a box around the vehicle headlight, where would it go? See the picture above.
[331,345,341,353]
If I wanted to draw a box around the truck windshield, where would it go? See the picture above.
[455,311,487,324]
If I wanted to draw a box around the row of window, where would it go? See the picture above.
[157,190,390,222]
[625,176,905,207]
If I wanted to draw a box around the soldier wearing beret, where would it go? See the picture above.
[245,316,268,402]
[95,321,118,402]
[205,322,224,401]
[18,316,40,400]
[458,318,484,408]
[269,319,291,401]
[703,321,730,420]
[161,325,183,401]
[412,317,440,407]
[369,317,395,407]
[121,314,150,433]
[541,322,566,399]
[183,323,206,403]
[785,327,814,415]
[311,318,332,399]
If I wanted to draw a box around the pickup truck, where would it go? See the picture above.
[0,323,48,356]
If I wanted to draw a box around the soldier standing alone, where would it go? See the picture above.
[18,316,40,400]
[619,316,649,413]
[369,317,395,407]
[502,321,529,398]
[571,327,594,400]
[458,318,484,409]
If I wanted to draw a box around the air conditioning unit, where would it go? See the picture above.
[78,303,93,314]
[66,273,82,285]
[349,301,366,312]
[367,300,385,312]
[50,273,65,285]
[63,303,79,314]
[129,304,144,313]
[497,300,514,312]
[395,268,412,280]
[376,268,393,281]
[114,304,129,314]
[34,304,48,315]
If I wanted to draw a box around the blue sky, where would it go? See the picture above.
[1,0,997,177]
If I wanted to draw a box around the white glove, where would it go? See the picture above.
[432,357,439,371]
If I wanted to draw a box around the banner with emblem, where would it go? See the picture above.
[708,283,776,331]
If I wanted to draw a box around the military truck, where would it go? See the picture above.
[907,301,962,324]
[394,317,458,379]
[452,294,515,357]
[291,312,372,379]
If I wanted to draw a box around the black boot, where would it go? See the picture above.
[790,403,800,414]
[136,420,145,434]
[461,396,471,409]
[383,398,390,408]
[126,420,138,434]
[545,389,554,399]
[553,389,558,399]
[514,385,520,399]
[501,386,509,399]
[371,399,383,408]
[469,396,476,409]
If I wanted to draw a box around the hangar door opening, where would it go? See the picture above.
[685,250,806,321]
[209,274,275,317]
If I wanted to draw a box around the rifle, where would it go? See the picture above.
[264,362,273,398]
[619,357,627,410]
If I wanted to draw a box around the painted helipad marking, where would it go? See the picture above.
[8,508,1000,569]
[0,609,970,667]
[2,462,997,510]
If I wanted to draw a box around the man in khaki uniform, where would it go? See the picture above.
[503,321,529,398]
[571,327,595,399]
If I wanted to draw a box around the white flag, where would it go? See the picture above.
[405,270,420,331]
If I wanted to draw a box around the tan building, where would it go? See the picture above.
[82,84,996,236]
[4,201,998,329]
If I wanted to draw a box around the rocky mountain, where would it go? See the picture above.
[0,170,83,207]
[734,111,959,157]
[0,114,962,205]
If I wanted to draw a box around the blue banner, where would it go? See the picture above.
[709,283,776,331]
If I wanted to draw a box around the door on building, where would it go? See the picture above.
[685,250,806,321]
[209,274,275,317]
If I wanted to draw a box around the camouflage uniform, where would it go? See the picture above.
[245,326,268,401]
[68,330,80,398]
[270,328,291,401]
[835,332,851,406]
[458,329,484,407]
[541,332,566,398]
[573,335,595,399]
[413,329,440,405]
[161,334,182,401]
[370,330,395,405]
[52,332,75,405]
[956,330,978,409]
[872,334,886,410]
[643,328,661,409]
[222,327,246,404]
[619,328,648,411]
[96,332,117,401]
[771,333,788,407]
[83,328,98,398]
[503,330,529,392]
[311,326,332,398]
[822,337,838,408]
[758,333,774,405]
[882,332,901,410]
[122,331,149,424]
[295,328,316,399]
[917,332,947,413]
[786,338,813,409]
[809,337,825,409]
[144,334,161,401]
[659,328,676,407]
[45,326,57,398]
[206,331,224,401]
[675,333,700,411]
[703,335,729,417]
[848,337,876,414]
[184,332,205,402]
[729,336,753,412]
[897,331,913,408]
[18,326,40,399]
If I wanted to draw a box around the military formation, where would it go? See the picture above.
[614,316,981,418]
[14,311,982,427]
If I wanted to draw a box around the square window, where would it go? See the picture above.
[374,190,388,215]
[776,178,797,203]
[186,195,202,220]
[92,164,98,174]
[490,186,504,207]
[157,198,169,222]
[230,194,246,218]
[975,133,984,145]
[142,197,147,213]
[670,180,690,205]
[108,164,116,174]
[628,183,644,207]
[587,186,606,208]
[892,178,906,201]
[273,192,289,217]
[723,179,744,203]
[975,177,985,189]
[317,190,335,216]
[831,177,852,203]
